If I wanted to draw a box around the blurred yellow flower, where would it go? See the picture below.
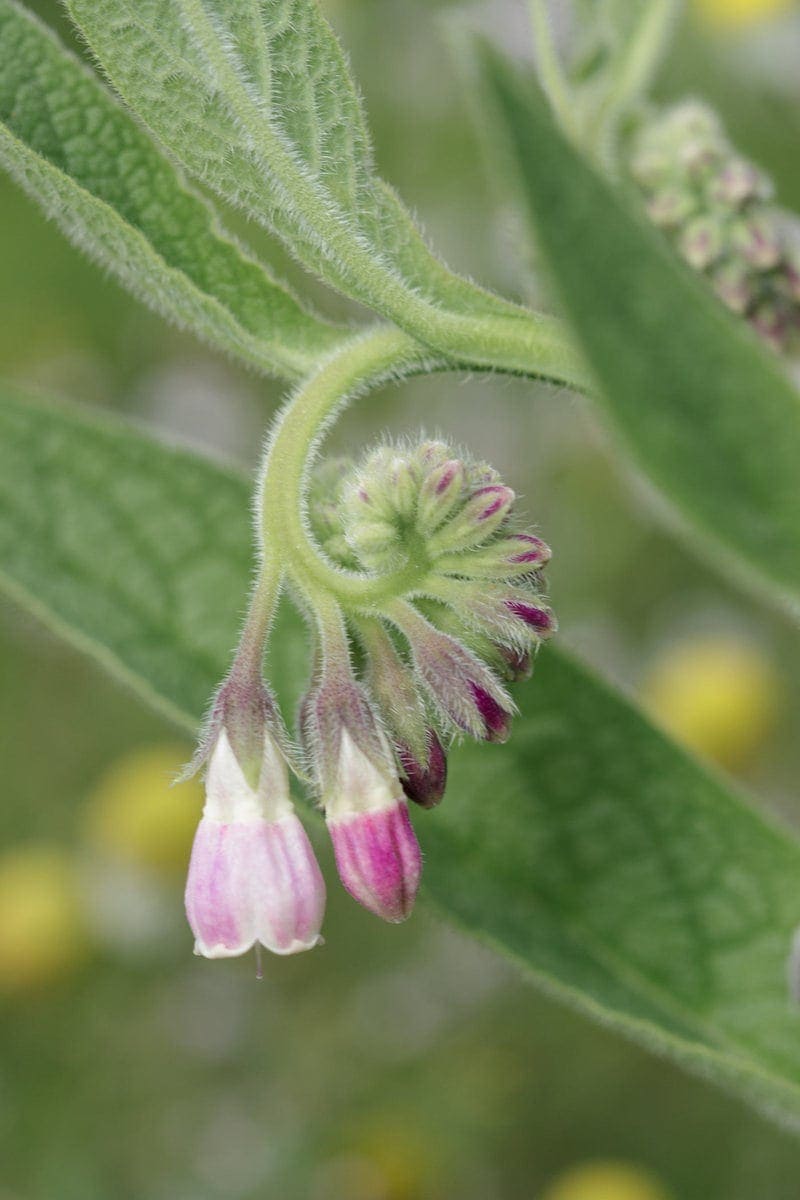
[696,0,794,27]
[541,1161,672,1200]
[642,634,780,770]
[83,743,202,874]
[0,846,89,994]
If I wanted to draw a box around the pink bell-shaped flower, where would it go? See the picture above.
[185,726,325,958]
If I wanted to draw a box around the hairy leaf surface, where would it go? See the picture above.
[0,0,343,380]
[63,0,584,385]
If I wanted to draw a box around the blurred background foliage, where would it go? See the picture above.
[3,1,800,1197]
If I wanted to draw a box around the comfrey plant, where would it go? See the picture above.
[186,433,554,954]
[6,0,800,1128]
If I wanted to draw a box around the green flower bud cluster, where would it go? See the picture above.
[303,436,556,803]
[309,437,552,594]
[630,101,800,352]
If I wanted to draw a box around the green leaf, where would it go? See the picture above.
[477,44,800,619]
[62,0,586,387]
[3,386,800,1124]
[0,0,343,381]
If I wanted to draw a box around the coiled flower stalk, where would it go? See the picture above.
[294,437,555,923]
[183,426,555,957]
[630,100,800,352]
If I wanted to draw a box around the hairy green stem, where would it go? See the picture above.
[226,557,284,689]
[259,327,438,607]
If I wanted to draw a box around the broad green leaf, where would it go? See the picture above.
[0,1,343,381]
[3,387,800,1124]
[478,44,800,619]
[63,0,586,387]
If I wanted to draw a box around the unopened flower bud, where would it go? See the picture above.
[646,189,695,229]
[679,216,723,271]
[417,458,466,535]
[711,259,754,314]
[397,731,448,809]
[304,676,421,922]
[732,216,781,270]
[496,644,533,683]
[429,580,556,652]
[393,604,514,743]
[504,597,558,636]
[436,532,551,581]
[429,485,515,556]
[386,454,419,519]
[712,159,769,207]
[185,727,325,958]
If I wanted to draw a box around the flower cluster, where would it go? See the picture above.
[185,437,554,962]
[630,100,800,351]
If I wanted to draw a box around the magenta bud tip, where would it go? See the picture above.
[435,461,461,495]
[505,599,556,634]
[472,485,514,521]
[498,645,533,683]
[508,534,551,566]
[469,683,512,743]
[398,733,448,809]
[328,801,422,923]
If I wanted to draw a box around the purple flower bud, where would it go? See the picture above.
[395,607,515,743]
[328,799,421,923]
[469,682,512,743]
[504,599,557,636]
[507,534,552,567]
[496,644,533,683]
[429,485,515,556]
[397,732,448,808]
[185,729,325,958]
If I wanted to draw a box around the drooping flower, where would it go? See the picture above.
[302,674,422,923]
[185,705,325,959]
